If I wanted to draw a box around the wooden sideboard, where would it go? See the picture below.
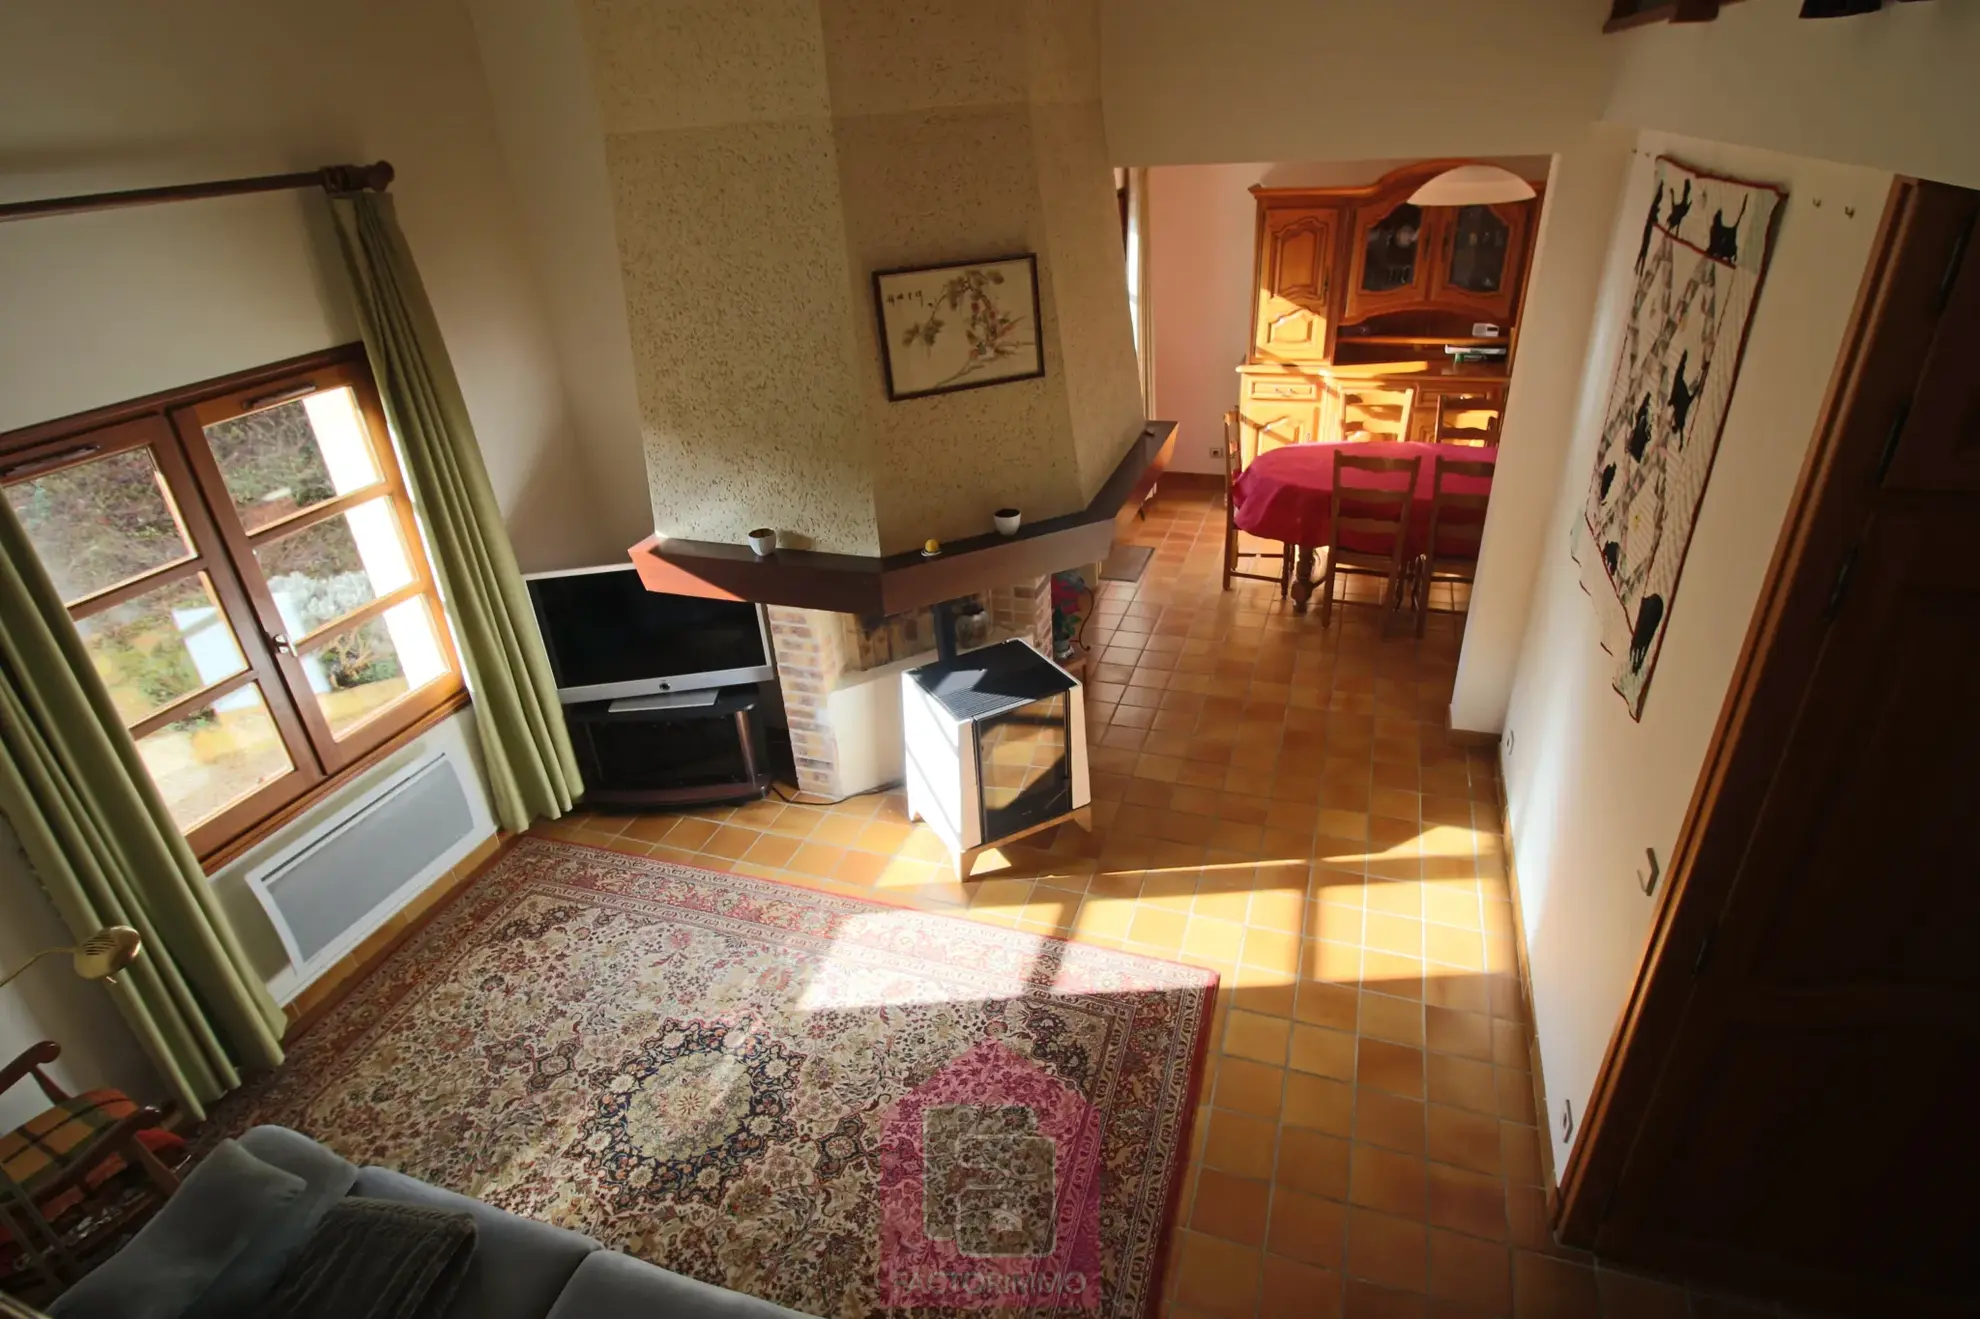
[1239,160,1540,460]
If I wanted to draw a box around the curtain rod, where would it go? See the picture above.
[0,160,393,224]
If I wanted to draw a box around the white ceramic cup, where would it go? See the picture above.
[993,508,1022,536]
[747,528,777,556]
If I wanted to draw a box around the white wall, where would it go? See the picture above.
[1101,0,1616,167]
[1499,131,1892,1177]
[0,0,562,1118]
[464,0,655,562]
[1449,127,1634,731]
[0,0,604,569]
[1148,156,1551,477]
[1605,0,1980,192]
[0,818,162,1130]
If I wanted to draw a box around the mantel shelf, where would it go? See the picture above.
[628,422,1176,616]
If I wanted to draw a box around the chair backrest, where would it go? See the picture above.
[1425,456,1495,565]
[1433,392,1503,446]
[1329,451,1421,561]
[1225,410,1244,482]
[1338,386,1414,443]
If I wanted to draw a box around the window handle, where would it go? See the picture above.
[270,632,294,655]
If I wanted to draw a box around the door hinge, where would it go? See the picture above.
[1873,398,1910,485]
[1692,923,1718,975]
[1824,545,1860,622]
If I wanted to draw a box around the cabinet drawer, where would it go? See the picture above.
[1247,377,1320,401]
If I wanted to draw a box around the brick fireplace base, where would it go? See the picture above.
[767,576,1056,799]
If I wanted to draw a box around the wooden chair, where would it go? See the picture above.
[0,1041,180,1284]
[1222,409,1292,595]
[1414,456,1495,636]
[1431,391,1503,447]
[1337,385,1414,443]
[1318,451,1422,629]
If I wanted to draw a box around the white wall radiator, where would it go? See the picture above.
[245,752,476,987]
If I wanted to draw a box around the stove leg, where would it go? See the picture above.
[1072,805,1093,832]
[956,845,986,882]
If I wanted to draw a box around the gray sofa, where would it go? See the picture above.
[51,1125,808,1319]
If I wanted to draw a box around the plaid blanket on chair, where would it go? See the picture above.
[1,1089,141,1199]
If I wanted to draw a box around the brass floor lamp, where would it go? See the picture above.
[0,926,143,1297]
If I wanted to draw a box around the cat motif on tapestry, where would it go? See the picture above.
[1573,155,1784,718]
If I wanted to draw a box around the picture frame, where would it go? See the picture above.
[872,254,1045,401]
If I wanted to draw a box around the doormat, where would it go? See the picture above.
[218,837,1215,1318]
[1100,543,1154,583]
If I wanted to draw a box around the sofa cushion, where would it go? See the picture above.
[546,1250,812,1319]
[351,1166,599,1319]
[49,1140,304,1319]
[182,1126,361,1317]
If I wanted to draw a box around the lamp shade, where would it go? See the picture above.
[1408,165,1537,207]
[71,925,143,981]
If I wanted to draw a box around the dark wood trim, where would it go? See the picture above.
[629,421,1176,612]
[3,342,469,865]
[0,345,366,451]
[1554,177,1940,1243]
[198,687,474,871]
[0,161,392,225]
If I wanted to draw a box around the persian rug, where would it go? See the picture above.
[1573,154,1785,718]
[223,838,1215,1318]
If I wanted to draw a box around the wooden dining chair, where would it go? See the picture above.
[1336,386,1414,443]
[1222,409,1293,595]
[1414,456,1495,636]
[1432,392,1503,447]
[1318,451,1422,629]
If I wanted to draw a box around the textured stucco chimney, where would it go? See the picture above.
[573,0,1145,557]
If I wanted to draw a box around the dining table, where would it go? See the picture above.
[1230,439,1498,614]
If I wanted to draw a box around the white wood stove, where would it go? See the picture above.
[902,638,1091,880]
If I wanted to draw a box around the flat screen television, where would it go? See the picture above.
[523,564,773,705]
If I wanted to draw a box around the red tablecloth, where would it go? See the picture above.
[1231,440,1497,553]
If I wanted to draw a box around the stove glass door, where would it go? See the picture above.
[975,692,1071,844]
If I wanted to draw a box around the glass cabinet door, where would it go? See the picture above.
[1427,200,1531,321]
[1359,201,1423,295]
[1445,205,1512,295]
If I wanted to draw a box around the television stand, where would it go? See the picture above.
[608,688,720,713]
[565,686,771,809]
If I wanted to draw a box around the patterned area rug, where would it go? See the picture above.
[224,838,1215,1318]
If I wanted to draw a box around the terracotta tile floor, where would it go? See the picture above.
[535,486,1803,1319]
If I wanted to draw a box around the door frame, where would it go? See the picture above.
[1554,175,1977,1250]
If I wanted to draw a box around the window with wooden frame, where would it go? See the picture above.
[0,346,465,861]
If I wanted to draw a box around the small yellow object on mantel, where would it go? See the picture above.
[923,538,941,556]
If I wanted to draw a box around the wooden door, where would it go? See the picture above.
[1563,179,1980,1316]
[1252,207,1339,362]
[1344,195,1430,323]
[1426,202,1532,323]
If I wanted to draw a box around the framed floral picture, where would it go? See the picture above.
[872,254,1044,400]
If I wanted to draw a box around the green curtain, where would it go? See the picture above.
[0,509,286,1122]
[326,190,581,830]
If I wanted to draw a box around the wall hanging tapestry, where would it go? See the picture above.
[1574,155,1785,718]
[873,254,1044,400]
[219,837,1213,1318]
